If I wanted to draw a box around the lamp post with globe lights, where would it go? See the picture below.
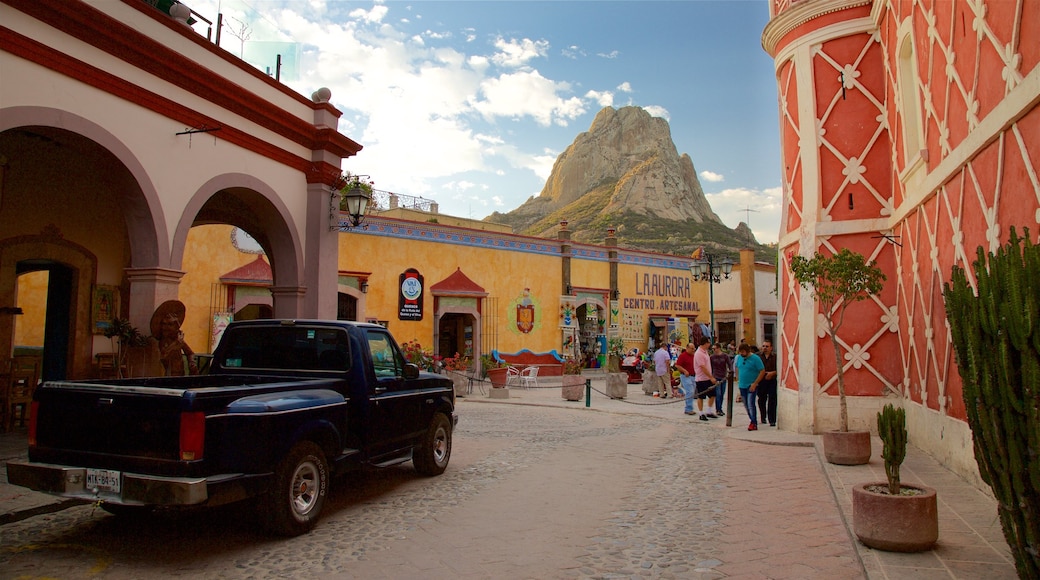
[689,252,734,342]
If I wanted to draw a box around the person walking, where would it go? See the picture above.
[693,336,718,421]
[734,343,765,431]
[674,342,697,415]
[757,340,778,426]
[710,343,730,416]
[652,340,672,399]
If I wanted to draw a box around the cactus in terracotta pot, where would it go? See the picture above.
[877,404,906,495]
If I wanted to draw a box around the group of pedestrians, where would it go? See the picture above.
[650,336,778,430]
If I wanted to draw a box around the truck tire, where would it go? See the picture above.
[262,440,329,536]
[413,413,452,476]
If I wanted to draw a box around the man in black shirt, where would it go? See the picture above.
[757,341,778,426]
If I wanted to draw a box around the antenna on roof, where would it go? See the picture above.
[741,205,759,248]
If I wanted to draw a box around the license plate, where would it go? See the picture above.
[86,469,121,493]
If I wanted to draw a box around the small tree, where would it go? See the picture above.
[102,317,149,378]
[790,248,886,431]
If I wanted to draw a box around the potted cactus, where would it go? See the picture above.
[851,404,938,552]
[790,248,886,464]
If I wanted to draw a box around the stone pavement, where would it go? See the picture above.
[460,375,1018,579]
[0,375,1018,579]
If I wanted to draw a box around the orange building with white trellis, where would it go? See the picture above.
[764,0,1039,485]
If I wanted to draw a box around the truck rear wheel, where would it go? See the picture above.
[413,413,452,476]
[262,441,328,536]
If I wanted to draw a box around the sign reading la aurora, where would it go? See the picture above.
[623,272,699,313]
[398,268,424,321]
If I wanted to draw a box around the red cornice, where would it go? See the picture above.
[2,0,361,171]
[1,26,314,176]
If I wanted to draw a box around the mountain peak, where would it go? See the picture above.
[487,106,767,261]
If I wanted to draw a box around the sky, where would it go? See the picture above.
[188,0,783,243]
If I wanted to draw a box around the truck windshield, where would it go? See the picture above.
[218,326,350,372]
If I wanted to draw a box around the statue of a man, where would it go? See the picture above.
[150,300,198,376]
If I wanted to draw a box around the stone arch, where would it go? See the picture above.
[177,174,304,317]
[0,106,167,269]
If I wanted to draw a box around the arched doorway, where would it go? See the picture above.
[430,268,487,371]
[0,234,96,380]
[577,302,606,368]
[437,313,474,360]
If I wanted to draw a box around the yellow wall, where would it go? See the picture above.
[180,225,269,354]
[13,271,47,347]
[338,228,564,355]
[162,219,745,368]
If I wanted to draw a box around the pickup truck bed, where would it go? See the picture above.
[7,320,456,536]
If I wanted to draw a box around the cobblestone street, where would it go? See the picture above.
[1,393,1010,579]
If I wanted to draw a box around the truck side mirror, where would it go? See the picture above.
[403,363,420,379]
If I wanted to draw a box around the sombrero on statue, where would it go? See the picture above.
[150,300,187,338]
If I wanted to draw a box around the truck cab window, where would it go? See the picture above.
[367,331,403,378]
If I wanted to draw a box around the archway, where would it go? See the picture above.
[0,232,96,379]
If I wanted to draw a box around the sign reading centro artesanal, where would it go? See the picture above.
[398,268,424,321]
[623,272,698,313]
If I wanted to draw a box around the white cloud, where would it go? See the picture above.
[598,50,620,59]
[349,4,388,23]
[585,90,614,107]
[704,187,783,244]
[491,37,550,68]
[561,45,586,59]
[473,70,586,126]
[700,170,725,182]
[642,105,670,120]
[617,81,633,93]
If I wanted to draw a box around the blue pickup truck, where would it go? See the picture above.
[7,319,457,536]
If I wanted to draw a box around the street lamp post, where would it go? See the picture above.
[689,252,734,343]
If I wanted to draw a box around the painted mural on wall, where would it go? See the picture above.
[510,287,539,334]
[559,295,578,358]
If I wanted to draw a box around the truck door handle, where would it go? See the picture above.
[374,387,387,394]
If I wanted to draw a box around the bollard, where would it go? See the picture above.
[726,367,734,427]
[585,378,591,408]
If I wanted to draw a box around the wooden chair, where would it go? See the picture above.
[5,356,39,431]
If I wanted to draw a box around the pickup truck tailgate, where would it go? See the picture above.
[33,382,189,462]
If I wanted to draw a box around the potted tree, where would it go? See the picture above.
[605,337,628,399]
[103,317,149,378]
[852,404,938,551]
[790,248,886,465]
[480,353,511,398]
[561,357,585,401]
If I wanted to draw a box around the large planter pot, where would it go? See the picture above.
[605,372,628,399]
[641,371,657,395]
[822,430,872,465]
[852,483,938,552]
[562,374,585,401]
[444,370,470,398]
[486,367,510,388]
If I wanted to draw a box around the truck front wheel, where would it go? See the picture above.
[263,440,329,536]
[413,413,452,476]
